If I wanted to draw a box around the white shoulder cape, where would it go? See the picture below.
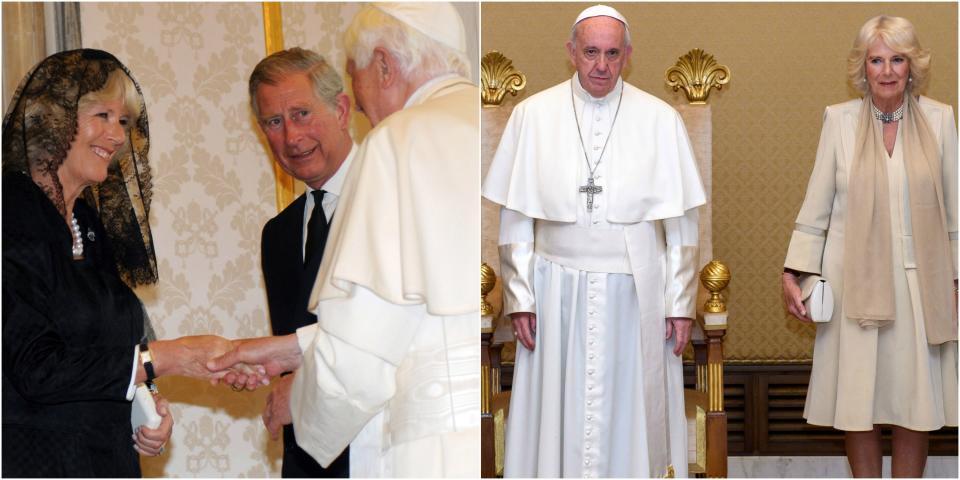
[482,78,705,222]
[308,77,479,316]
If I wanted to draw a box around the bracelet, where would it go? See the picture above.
[139,342,156,385]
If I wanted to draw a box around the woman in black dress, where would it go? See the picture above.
[2,49,232,477]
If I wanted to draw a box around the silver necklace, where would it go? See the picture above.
[70,213,84,259]
[872,102,903,124]
[571,80,624,212]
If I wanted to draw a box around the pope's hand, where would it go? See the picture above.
[665,317,693,356]
[207,334,302,391]
[510,312,537,351]
[263,373,294,440]
[782,271,812,322]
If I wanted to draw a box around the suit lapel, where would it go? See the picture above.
[284,195,308,270]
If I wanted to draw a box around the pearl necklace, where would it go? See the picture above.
[872,102,904,124]
[70,213,84,259]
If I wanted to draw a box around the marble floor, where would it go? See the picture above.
[728,456,958,478]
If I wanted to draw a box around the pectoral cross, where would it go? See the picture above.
[579,176,603,212]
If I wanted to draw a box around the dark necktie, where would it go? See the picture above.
[304,190,329,268]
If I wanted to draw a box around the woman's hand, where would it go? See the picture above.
[146,335,262,382]
[782,271,812,322]
[133,393,173,457]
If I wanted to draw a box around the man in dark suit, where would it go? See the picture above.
[249,47,355,478]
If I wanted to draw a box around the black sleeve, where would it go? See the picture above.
[2,214,133,404]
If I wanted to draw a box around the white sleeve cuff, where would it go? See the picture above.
[296,323,320,355]
[126,344,140,400]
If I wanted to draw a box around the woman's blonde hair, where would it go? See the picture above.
[78,68,142,119]
[848,15,930,94]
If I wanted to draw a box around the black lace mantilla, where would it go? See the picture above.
[2,49,158,287]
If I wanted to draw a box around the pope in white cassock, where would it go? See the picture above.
[482,5,705,478]
[209,3,479,477]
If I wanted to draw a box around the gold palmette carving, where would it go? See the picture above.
[481,262,496,318]
[700,260,730,313]
[481,51,527,106]
[665,48,731,105]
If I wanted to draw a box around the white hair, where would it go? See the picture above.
[344,5,470,79]
[570,17,632,49]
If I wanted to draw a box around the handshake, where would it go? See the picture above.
[148,333,303,391]
[149,333,306,439]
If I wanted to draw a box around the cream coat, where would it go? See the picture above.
[785,96,958,431]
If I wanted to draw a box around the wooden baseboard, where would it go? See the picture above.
[683,363,958,456]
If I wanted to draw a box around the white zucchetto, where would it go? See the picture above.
[373,2,467,54]
[573,4,629,29]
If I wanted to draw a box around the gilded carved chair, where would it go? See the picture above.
[480,49,731,478]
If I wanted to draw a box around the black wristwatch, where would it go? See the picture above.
[139,342,157,386]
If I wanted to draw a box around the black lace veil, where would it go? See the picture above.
[2,49,158,287]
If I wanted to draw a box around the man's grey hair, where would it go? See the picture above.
[248,47,344,118]
[344,5,470,80]
[569,17,632,49]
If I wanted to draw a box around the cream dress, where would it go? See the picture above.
[785,97,958,431]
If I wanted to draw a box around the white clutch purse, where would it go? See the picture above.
[131,383,162,431]
[799,275,834,323]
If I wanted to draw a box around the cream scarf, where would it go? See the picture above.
[844,93,956,344]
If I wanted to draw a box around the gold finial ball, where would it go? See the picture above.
[700,260,730,293]
[700,260,730,314]
[481,262,496,296]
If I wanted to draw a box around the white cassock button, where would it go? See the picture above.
[593,146,600,150]
[588,385,593,390]
[587,415,593,421]
[589,353,595,360]
[586,443,591,450]
[595,116,601,122]
[589,325,596,331]
[587,400,593,406]
[586,430,592,436]
[594,131,601,136]
[588,369,595,375]
[589,340,595,346]
[590,294,596,299]
[585,460,591,466]
[592,220,599,225]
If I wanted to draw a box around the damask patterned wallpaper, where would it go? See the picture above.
[481,2,958,362]
[80,2,360,476]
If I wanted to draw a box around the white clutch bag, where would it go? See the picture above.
[799,275,834,323]
[131,383,162,431]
